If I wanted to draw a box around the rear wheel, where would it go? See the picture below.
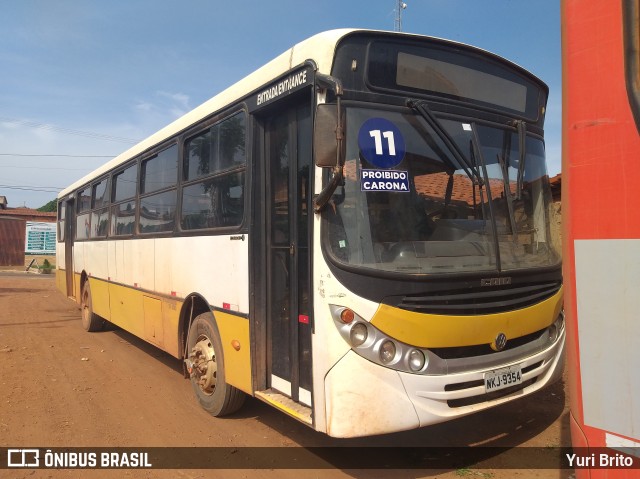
[186,312,245,416]
[80,281,103,332]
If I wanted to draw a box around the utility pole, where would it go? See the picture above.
[395,1,407,32]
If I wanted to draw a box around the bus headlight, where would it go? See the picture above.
[379,340,396,364]
[349,323,368,347]
[331,305,432,374]
[408,349,426,372]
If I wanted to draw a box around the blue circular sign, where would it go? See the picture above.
[358,118,406,169]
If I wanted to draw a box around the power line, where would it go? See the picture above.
[1,165,90,171]
[0,184,62,193]
[0,117,140,144]
[0,153,116,158]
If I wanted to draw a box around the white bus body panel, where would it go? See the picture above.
[76,235,249,312]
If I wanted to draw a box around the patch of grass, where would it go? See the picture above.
[455,469,494,478]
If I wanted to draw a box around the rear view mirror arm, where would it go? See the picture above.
[314,74,344,213]
[313,165,343,213]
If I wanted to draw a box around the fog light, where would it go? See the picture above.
[408,349,426,372]
[349,323,368,347]
[548,323,558,343]
[549,313,565,343]
[379,340,396,364]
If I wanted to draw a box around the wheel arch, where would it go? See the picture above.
[178,293,214,361]
[79,270,89,298]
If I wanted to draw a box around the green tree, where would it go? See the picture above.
[37,199,57,212]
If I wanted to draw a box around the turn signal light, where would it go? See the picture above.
[340,308,355,324]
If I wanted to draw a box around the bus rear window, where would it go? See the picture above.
[367,41,543,119]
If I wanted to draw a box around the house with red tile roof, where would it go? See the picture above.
[0,199,56,266]
[0,206,56,222]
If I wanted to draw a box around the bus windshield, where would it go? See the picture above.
[323,106,561,275]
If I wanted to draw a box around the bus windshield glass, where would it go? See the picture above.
[323,106,561,275]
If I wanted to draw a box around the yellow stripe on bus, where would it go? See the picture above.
[63,274,251,382]
[370,288,563,348]
[55,268,66,294]
[89,276,111,320]
[214,310,252,394]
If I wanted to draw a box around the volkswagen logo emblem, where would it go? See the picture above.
[493,333,508,351]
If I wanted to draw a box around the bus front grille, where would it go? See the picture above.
[430,331,546,359]
[445,361,543,408]
[446,378,537,408]
[392,281,561,315]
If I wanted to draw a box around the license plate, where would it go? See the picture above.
[484,365,523,393]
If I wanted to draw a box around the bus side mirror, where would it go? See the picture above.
[314,103,344,168]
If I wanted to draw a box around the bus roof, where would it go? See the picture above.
[59,28,356,198]
[58,28,536,198]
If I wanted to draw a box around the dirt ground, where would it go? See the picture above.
[0,274,574,479]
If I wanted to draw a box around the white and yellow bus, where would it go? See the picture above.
[56,29,564,438]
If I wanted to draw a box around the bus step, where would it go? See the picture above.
[255,389,312,425]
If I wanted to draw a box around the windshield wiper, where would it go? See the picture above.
[467,121,502,270]
[514,120,526,200]
[407,99,484,187]
[496,152,517,237]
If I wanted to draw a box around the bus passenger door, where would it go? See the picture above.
[262,100,313,408]
[64,199,75,298]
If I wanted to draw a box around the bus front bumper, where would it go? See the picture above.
[324,330,565,438]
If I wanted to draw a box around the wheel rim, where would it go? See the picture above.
[190,334,217,395]
[81,289,90,327]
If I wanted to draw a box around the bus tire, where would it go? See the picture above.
[80,281,103,332]
[187,312,245,416]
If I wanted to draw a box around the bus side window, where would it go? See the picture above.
[138,145,178,234]
[110,163,138,237]
[57,201,65,242]
[181,111,246,231]
[181,172,244,230]
[90,178,109,238]
[75,187,91,240]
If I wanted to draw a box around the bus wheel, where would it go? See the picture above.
[80,281,103,332]
[186,312,245,416]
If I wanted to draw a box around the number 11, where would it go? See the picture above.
[369,130,396,156]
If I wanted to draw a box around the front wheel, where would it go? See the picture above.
[186,312,245,416]
[80,281,103,332]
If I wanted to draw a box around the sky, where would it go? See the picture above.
[0,0,561,209]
